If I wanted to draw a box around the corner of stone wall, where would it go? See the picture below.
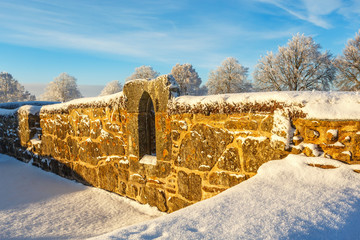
[0,105,43,164]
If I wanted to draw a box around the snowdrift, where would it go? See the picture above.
[92,154,360,240]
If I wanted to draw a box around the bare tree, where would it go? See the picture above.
[171,63,205,95]
[334,30,360,91]
[99,80,123,96]
[126,65,159,82]
[41,73,82,102]
[0,72,35,103]
[254,33,335,91]
[206,57,250,94]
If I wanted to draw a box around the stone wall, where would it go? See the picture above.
[1,76,360,213]
[0,105,46,163]
[291,119,360,163]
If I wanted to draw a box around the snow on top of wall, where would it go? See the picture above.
[18,105,42,115]
[0,101,58,110]
[170,91,360,119]
[0,108,17,116]
[40,92,125,113]
[0,101,58,117]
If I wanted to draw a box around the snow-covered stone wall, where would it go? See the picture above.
[0,103,51,162]
[2,76,360,213]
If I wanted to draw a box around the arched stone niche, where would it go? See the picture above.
[123,75,179,159]
[138,91,156,157]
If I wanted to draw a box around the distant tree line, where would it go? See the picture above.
[2,30,360,103]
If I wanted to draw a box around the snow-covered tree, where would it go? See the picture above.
[0,72,35,103]
[170,63,204,95]
[254,33,335,91]
[126,65,159,82]
[197,85,208,96]
[206,57,250,94]
[334,30,360,91]
[99,80,123,96]
[41,72,82,102]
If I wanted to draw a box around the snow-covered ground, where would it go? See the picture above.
[2,153,360,240]
[0,154,164,240]
[93,155,360,240]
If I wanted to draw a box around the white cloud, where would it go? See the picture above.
[256,0,342,29]
[0,0,300,67]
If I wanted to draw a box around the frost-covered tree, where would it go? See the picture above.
[99,80,123,96]
[0,72,35,103]
[206,57,250,94]
[254,33,335,91]
[41,72,82,102]
[170,63,204,95]
[126,65,160,82]
[197,85,208,96]
[334,30,360,91]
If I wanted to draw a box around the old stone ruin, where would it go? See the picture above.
[1,75,360,212]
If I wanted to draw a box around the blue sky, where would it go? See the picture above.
[0,0,359,89]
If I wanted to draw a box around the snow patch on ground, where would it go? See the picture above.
[0,154,164,240]
[2,153,360,239]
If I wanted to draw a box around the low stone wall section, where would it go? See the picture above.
[1,77,360,213]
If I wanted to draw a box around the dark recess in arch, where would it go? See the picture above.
[138,91,156,158]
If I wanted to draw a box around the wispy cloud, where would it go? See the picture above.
[256,0,342,29]
[0,0,298,67]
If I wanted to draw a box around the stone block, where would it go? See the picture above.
[224,118,259,130]
[98,163,118,192]
[302,144,322,157]
[305,128,320,141]
[177,170,202,201]
[171,120,188,131]
[334,151,352,163]
[167,196,191,213]
[202,185,227,194]
[73,163,98,187]
[171,130,181,142]
[209,171,246,187]
[105,122,122,133]
[66,136,79,161]
[78,140,102,165]
[217,147,241,172]
[129,173,146,184]
[139,186,168,212]
[326,129,338,143]
[117,181,127,196]
[78,115,90,137]
[177,124,233,170]
[260,116,273,132]
[240,138,285,173]
[144,160,172,178]
[90,120,102,139]
[126,184,138,199]
[99,132,125,156]
[93,108,106,118]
